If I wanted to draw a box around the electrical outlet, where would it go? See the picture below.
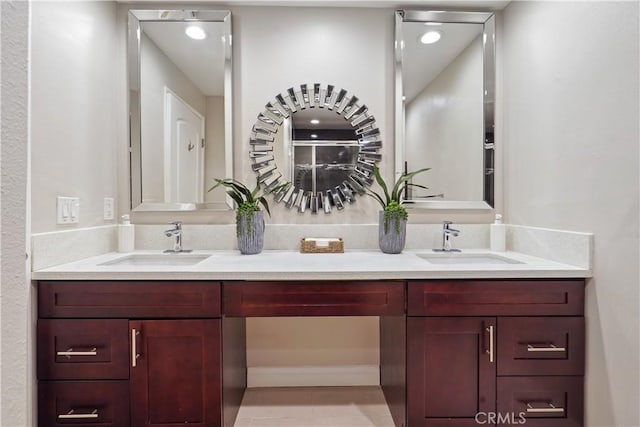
[57,197,80,224]
[104,197,115,220]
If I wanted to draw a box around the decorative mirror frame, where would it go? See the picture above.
[395,10,496,210]
[250,84,382,214]
[128,9,233,212]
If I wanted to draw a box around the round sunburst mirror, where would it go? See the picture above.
[249,83,382,214]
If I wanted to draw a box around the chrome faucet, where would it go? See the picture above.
[434,221,461,252]
[164,221,190,253]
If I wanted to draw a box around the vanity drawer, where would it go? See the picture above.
[407,280,584,316]
[38,380,129,427]
[497,376,583,426]
[223,281,405,316]
[498,317,585,376]
[38,281,221,318]
[38,319,129,380]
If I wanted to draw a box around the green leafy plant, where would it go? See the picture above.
[208,178,287,236]
[366,164,430,233]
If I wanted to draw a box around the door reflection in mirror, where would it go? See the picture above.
[128,10,233,212]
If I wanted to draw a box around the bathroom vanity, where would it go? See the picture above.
[33,250,588,427]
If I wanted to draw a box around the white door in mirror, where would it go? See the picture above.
[164,90,205,203]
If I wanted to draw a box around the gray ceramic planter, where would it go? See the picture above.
[237,211,264,255]
[378,211,407,254]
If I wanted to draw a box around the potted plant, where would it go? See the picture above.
[209,177,283,255]
[367,164,430,254]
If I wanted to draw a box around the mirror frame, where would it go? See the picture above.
[395,10,495,210]
[250,83,382,214]
[128,9,233,212]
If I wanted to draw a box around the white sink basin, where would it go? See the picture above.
[416,252,523,265]
[99,253,210,266]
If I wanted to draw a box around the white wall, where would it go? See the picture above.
[406,36,483,200]
[502,2,639,426]
[30,1,123,233]
[233,6,393,225]
[1,2,31,426]
[232,6,392,371]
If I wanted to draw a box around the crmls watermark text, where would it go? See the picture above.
[475,412,527,424]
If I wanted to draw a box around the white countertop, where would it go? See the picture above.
[31,249,591,281]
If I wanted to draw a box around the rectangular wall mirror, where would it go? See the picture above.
[395,10,495,210]
[128,10,233,211]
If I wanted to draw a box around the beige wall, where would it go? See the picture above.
[502,2,639,426]
[406,36,483,200]
[30,1,123,233]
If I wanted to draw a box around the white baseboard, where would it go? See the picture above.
[247,365,380,388]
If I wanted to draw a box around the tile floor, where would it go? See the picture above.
[234,386,396,427]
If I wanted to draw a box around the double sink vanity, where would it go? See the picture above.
[33,248,589,427]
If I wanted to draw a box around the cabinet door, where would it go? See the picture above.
[408,317,496,427]
[130,320,221,427]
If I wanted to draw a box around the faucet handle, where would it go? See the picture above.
[169,221,182,228]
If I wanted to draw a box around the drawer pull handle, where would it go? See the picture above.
[526,403,565,414]
[485,325,494,363]
[56,348,98,358]
[58,409,98,419]
[527,344,566,352]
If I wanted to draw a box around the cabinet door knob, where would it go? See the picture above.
[58,409,98,419]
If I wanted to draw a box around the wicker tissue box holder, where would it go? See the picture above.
[300,238,344,254]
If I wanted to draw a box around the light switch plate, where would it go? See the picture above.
[57,196,79,224]
[103,197,114,220]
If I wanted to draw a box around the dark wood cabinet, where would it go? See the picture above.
[38,380,129,427]
[223,280,405,317]
[407,317,496,427]
[37,278,585,427]
[405,280,585,427]
[130,320,221,427]
[37,281,230,427]
[497,377,584,427]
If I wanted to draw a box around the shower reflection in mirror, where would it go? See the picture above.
[396,10,495,209]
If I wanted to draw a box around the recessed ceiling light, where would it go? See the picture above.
[185,26,206,40]
[420,30,442,45]
[310,134,318,139]
[310,119,320,125]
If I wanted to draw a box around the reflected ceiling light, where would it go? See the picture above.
[310,119,320,125]
[185,26,206,40]
[310,134,318,139]
[420,30,442,45]
[425,22,443,26]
